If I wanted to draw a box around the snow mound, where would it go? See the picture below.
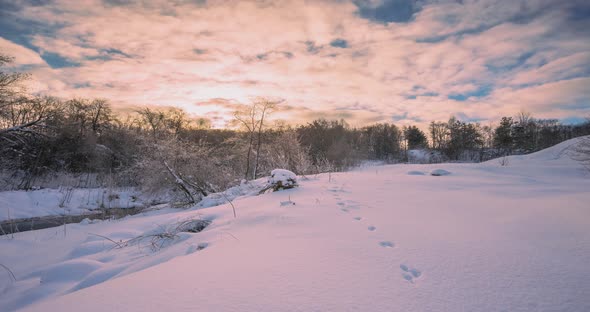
[196,179,266,208]
[486,136,589,165]
[267,169,298,190]
[40,259,103,284]
[523,136,587,161]
[407,170,425,176]
[430,169,451,176]
[269,169,297,185]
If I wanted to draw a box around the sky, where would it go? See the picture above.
[0,0,589,128]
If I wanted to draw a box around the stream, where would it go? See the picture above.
[0,207,144,235]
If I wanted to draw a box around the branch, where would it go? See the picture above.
[0,117,44,136]
[163,161,196,204]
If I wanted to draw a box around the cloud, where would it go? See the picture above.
[0,0,587,129]
[0,37,45,65]
[487,77,590,117]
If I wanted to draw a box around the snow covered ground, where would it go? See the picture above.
[1,138,589,311]
[0,188,147,221]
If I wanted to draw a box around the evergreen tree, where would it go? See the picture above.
[493,117,513,152]
[403,125,428,149]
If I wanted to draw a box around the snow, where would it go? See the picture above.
[0,188,147,221]
[268,169,298,188]
[195,178,266,208]
[430,168,452,176]
[1,138,590,312]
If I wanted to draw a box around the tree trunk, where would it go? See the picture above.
[244,132,254,180]
[253,110,266,180]
[163,161,195,204]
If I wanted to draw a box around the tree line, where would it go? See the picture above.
[1,53,589,202]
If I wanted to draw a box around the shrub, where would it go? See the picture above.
[259,169,298,193]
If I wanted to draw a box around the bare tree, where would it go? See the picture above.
[0,54,29,102]
[234,103,257,180]
[135,107,192,140]
[234,97,282,180]
[0,53,48,137]
[89,99,112,134]
[136,107,166,140]
[252,98,282,179]
[516,110,533,125]
[429,121,448,150]
[265,129,312,175]
[0,96,59,138]
[165,107,190,137]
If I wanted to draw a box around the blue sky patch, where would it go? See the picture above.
[330,39,349,49]
[354,0,417,24]
[304,41,322,54]
[486,51,535,73]
[448,85,492,101]
[40,52,80,68]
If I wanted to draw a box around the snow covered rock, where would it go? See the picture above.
[430,169,451,176]
[264,169,298,192]
[407,170,425,176]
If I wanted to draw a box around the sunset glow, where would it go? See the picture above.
[1,0,589,127]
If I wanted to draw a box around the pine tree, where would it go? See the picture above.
[403,125,428,149]
[493,117,513,152]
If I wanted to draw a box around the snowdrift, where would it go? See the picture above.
[488,135,589,163]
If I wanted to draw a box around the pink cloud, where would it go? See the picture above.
[0,0,587,128]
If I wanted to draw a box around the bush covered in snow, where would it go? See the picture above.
[260,169,298,193]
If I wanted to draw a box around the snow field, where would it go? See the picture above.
[0,137,588,312]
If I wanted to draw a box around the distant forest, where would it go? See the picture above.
[2,53,589,201]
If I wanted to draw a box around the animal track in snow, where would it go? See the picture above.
[368,226,376,231]
[353,217,362,221]
[379,241,394,248]
[400,264,422,282]
[341,208,350,213]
